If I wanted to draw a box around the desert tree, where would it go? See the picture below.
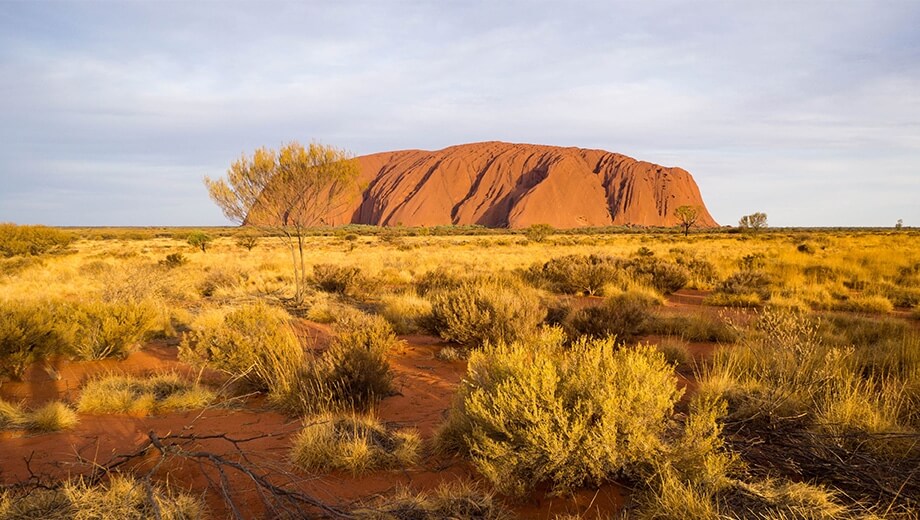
[738,212,768,232]
[673,205,699,237]
[204,141,361,303]
[187,231,212,252]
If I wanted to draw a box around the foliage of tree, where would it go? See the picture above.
[204,141,361,303]
[673,205,699,237]
[738,212,768,232]
[187,232,212,252]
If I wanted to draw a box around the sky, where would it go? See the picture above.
[0,0,918,227]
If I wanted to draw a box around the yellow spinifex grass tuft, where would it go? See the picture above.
[291,413,420,475]
[0,474,205,520]
[77,373,214,416]
[1,398,77,433]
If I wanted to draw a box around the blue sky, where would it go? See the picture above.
[1,0,918,227]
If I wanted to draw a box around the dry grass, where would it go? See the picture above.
[0,474,204,520]
[351,482,509,520]
[0,399,77,433]
[291,413,420,474]
[76,373,214,416]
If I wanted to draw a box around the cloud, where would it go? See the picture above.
[0,0,918,226]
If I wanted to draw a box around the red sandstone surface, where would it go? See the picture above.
[250,141,718,229]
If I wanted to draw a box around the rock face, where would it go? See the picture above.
[254,141,718,229]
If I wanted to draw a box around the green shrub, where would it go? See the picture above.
[438,329,682,496]
[0,223,73,257]
[0,300,67,380]
[179,302,304,396]
[524,223,554,243]
[526,254,621,295]
[673,252,719,286]
[77,373,214,416]
[291,413,419,474]
[158,252,188,268]
[186,231,212,252]
[64,300,162,360]
[564,291,654,342]
[428,276,545,347]
[313,263,363,294]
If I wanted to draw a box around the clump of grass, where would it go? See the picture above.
[291,413,419,474]
[656,338,693,372]
[313,263,363,294]
[351,482,508,520]
[435,346,463,362]
[26,401,79,432]
[831,294,894,314]
[0,399,77,433]
[0,474,204,519]
[564,291,655,342]
[77,373,214,416]
[646,313,739,343]
[428,276,545,347]
[438,328,683,496]
[709,270,772,304]
[702,291,763,308]
[378,292,432,334]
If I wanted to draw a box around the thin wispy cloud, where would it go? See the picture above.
[1,0,917,226]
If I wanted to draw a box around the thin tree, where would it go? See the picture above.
[739,212,768,232]
[673,205,699,237]
[204,141,361,303]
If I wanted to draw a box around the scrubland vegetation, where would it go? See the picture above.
[1,223,919,518]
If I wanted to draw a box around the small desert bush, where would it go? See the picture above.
[428,276,545,347]
[624,257,690,294]
[831,294,894,314]
[62,299,162,359]
[198,267,240,297]
[77,373,214,416]
[0,300,67,380]
[291,413,419,474]
[564,291,655,342]
[646,313,739,343]
[526,254,621,295]
[0,474,204,520]
[0,399,77,433]
[351,482,508,520]
[378,292,432,334]
[713,270,772,300]
[158,252,188,268]
[438,328,682,496]
[702,291,763,308]
[318,312,398,411]
[656,338,693,371]
[0,223,73,257]
[179,302,304,397]
[313,263,363,294]
[414,266,467,295]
